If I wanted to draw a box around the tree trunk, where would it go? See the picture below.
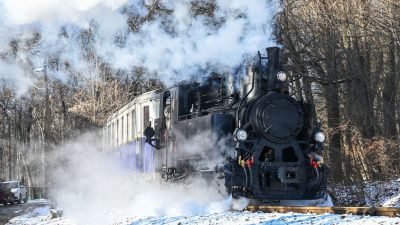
[325,85,343,182]
[382,39,398,139]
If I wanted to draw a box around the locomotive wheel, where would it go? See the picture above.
[183,173,208,191]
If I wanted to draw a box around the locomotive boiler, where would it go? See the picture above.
[104,47,328,201]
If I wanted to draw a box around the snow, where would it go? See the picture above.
[6,208,400,225]
[6,206,74,225]
[278,195,333,207]
[6,179,400,225]
[331,179,400,207]
[119,211,400,225]
[6,206,50,225]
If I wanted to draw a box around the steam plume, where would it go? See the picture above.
[0,0,280,94]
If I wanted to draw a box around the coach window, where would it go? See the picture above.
[187,89,198,114]
[164,97,171,130]
[112,122,115,147]
[117,119,119,146]
[108,125,111,148]
[103,126,106,147]
[162,91,171,130]
[122,116,125,143]
[126,113,129,142]
[143,105,150,129]
[132,110,136,140]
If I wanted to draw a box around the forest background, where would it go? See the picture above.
[0,0,399,195]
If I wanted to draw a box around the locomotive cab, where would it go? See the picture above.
[139,80,234,180]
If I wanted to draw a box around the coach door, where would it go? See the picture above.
[140,103,152,173]
[141,97,161,173]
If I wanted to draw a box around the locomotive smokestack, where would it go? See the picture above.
[266,47,282,90]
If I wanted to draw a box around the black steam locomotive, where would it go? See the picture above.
[146,47,328,200]
[106,47,328,201]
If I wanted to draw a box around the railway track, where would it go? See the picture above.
[245,205,400,217]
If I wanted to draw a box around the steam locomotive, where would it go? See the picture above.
[104,47,328,201]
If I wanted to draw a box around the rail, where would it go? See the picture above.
[245,205,400,217]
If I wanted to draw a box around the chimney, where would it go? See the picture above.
[266,47,282,91]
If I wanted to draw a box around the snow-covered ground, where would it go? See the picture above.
[6,179,400,225]
[7,155,400,225]
[331,179,400,207]
[6,206,400,225]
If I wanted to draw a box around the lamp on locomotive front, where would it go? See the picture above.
[276,71,287,82]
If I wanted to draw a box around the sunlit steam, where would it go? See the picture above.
[51,132,239,225]
[0,0,280,94]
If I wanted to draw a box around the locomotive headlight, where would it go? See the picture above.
[314,131,326,143]
[276,71,287,82]
[235,129,248,141]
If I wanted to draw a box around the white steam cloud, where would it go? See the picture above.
[97,0,281,80]
[0,61,33,96]
[51,132,246,225]
[0,0,280,94]
[1,0,128,26]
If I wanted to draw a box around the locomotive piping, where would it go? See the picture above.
[243,166,248,191]
[249,165,253,191]
[236,54,258,127]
